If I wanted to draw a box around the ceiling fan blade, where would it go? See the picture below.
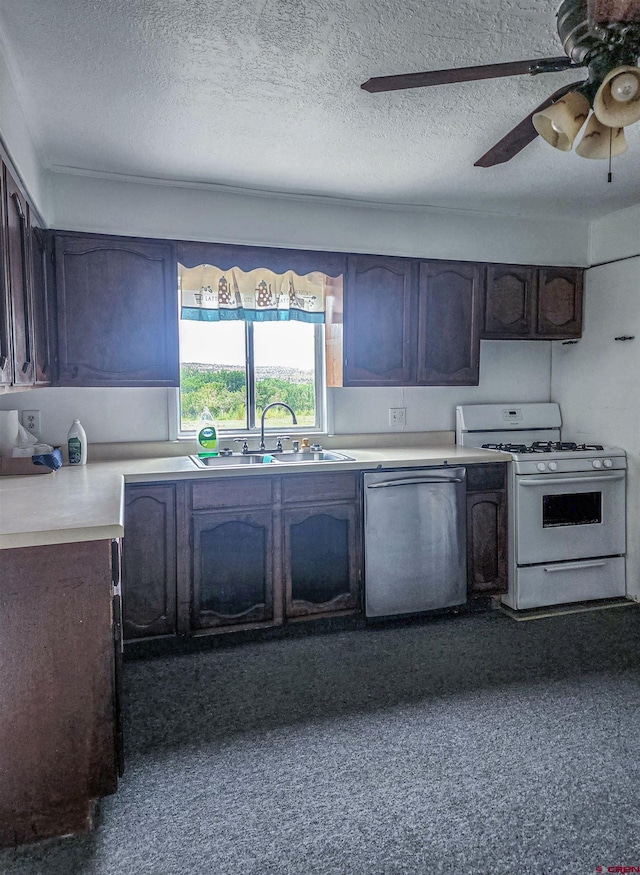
[361,57,576,93]
[588,0,640,23]
[474,82,586,168]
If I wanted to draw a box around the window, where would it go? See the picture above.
[179,303,325,435]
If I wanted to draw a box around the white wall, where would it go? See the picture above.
[0,31,48,218]
[331,341,551,433]
[0,387,173,446]
[552,256,640,599]
[589,204,640,265]
[0,342,552,445]
[49,170,591,266]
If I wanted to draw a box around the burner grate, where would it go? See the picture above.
[482,441,605,454]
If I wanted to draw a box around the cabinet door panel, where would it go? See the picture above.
[54,234,179,386]
[483,264,536,338]
[536,267,583,338]
[192,510,274,628]
[284,504,359,617]
[4,167,34,385]
[467,490,507,595]
[344,255,415,385]
[29,223,52,385]
[0,168,10,385]
[417,260,482,385]
[123,485,177,640]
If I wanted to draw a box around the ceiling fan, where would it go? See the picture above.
[361,0,640,167]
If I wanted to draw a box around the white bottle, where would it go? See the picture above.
[67,419,87,465]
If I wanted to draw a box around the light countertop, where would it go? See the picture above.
[0,445,510,550]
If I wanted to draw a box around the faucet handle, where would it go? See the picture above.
[232,437,251,454]
[275,435,290,452]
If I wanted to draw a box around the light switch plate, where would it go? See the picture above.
[21,409,41,436]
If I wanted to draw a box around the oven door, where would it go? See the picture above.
[514,469,626,565]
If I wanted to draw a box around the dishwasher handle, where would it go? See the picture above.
[367,476,465,489]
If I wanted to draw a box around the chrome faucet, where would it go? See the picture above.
[260,402,297,451]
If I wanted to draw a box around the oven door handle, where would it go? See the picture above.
[519,473,625,486]
[543,561,606,573]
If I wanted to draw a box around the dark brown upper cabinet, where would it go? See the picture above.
[0,168,11,386]
[483,264,536,338]
[344,255,482,387]
[483,263,583,340]
[29,218,52,385]
[54,233,179,386]
[417,260,482,385]
[4,165,34,386]
[177,240,347,279]
[344,255,415,386]
[536,267,583,338]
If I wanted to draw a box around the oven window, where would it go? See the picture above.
[542,491,602,527]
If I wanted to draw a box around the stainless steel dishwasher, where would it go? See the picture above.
[363,467,467,618]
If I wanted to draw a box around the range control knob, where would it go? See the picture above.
[603,458,613,468]
[548,461,558,471]
[592,459,602,469]
[537,462,547,471]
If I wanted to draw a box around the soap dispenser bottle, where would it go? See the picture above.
[67,419,87,465]
[196,406,219,457]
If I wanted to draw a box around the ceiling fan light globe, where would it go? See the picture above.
[610,73,639,103]
[532,91,590,151]
[594,66,640,127]
[575,114,627,159]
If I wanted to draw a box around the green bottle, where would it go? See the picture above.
[196,406,218,457]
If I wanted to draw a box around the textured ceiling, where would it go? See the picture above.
[1,0,640,219]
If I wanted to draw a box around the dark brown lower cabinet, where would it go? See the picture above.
[191,509,274,629]
[122,483,178,640]
[123,466,506,635]
[466,491,507,594]
[465,463,508,596]
[123,473,362,641]
[190,473,360,630]
[0,539,120,847]
[284,503,359,617]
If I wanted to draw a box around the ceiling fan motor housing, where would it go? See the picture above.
[557,0,640,67]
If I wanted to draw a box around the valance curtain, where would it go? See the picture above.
[179,264,327,323]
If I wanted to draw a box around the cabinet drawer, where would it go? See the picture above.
[191,476,275,510]
[282,472,358,504]
[466,463,506,492]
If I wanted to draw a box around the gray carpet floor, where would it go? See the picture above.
[3,607,640,875]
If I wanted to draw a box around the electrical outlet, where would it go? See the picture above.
[21,409,41,436]
[389,407,406,428]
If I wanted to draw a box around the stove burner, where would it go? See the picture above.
[482,441,605,454]
[482,443,532,453]
[531,441,605,453]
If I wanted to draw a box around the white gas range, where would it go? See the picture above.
[456,403,626,611]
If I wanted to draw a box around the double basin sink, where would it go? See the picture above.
[191,450,354,468]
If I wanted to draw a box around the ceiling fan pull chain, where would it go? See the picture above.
[608,126,613,183]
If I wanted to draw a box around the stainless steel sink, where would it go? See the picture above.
[190,450,354,468]
[190,454,274,467]
[272,451,354,463]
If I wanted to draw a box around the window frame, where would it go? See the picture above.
[175,321,326,439]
